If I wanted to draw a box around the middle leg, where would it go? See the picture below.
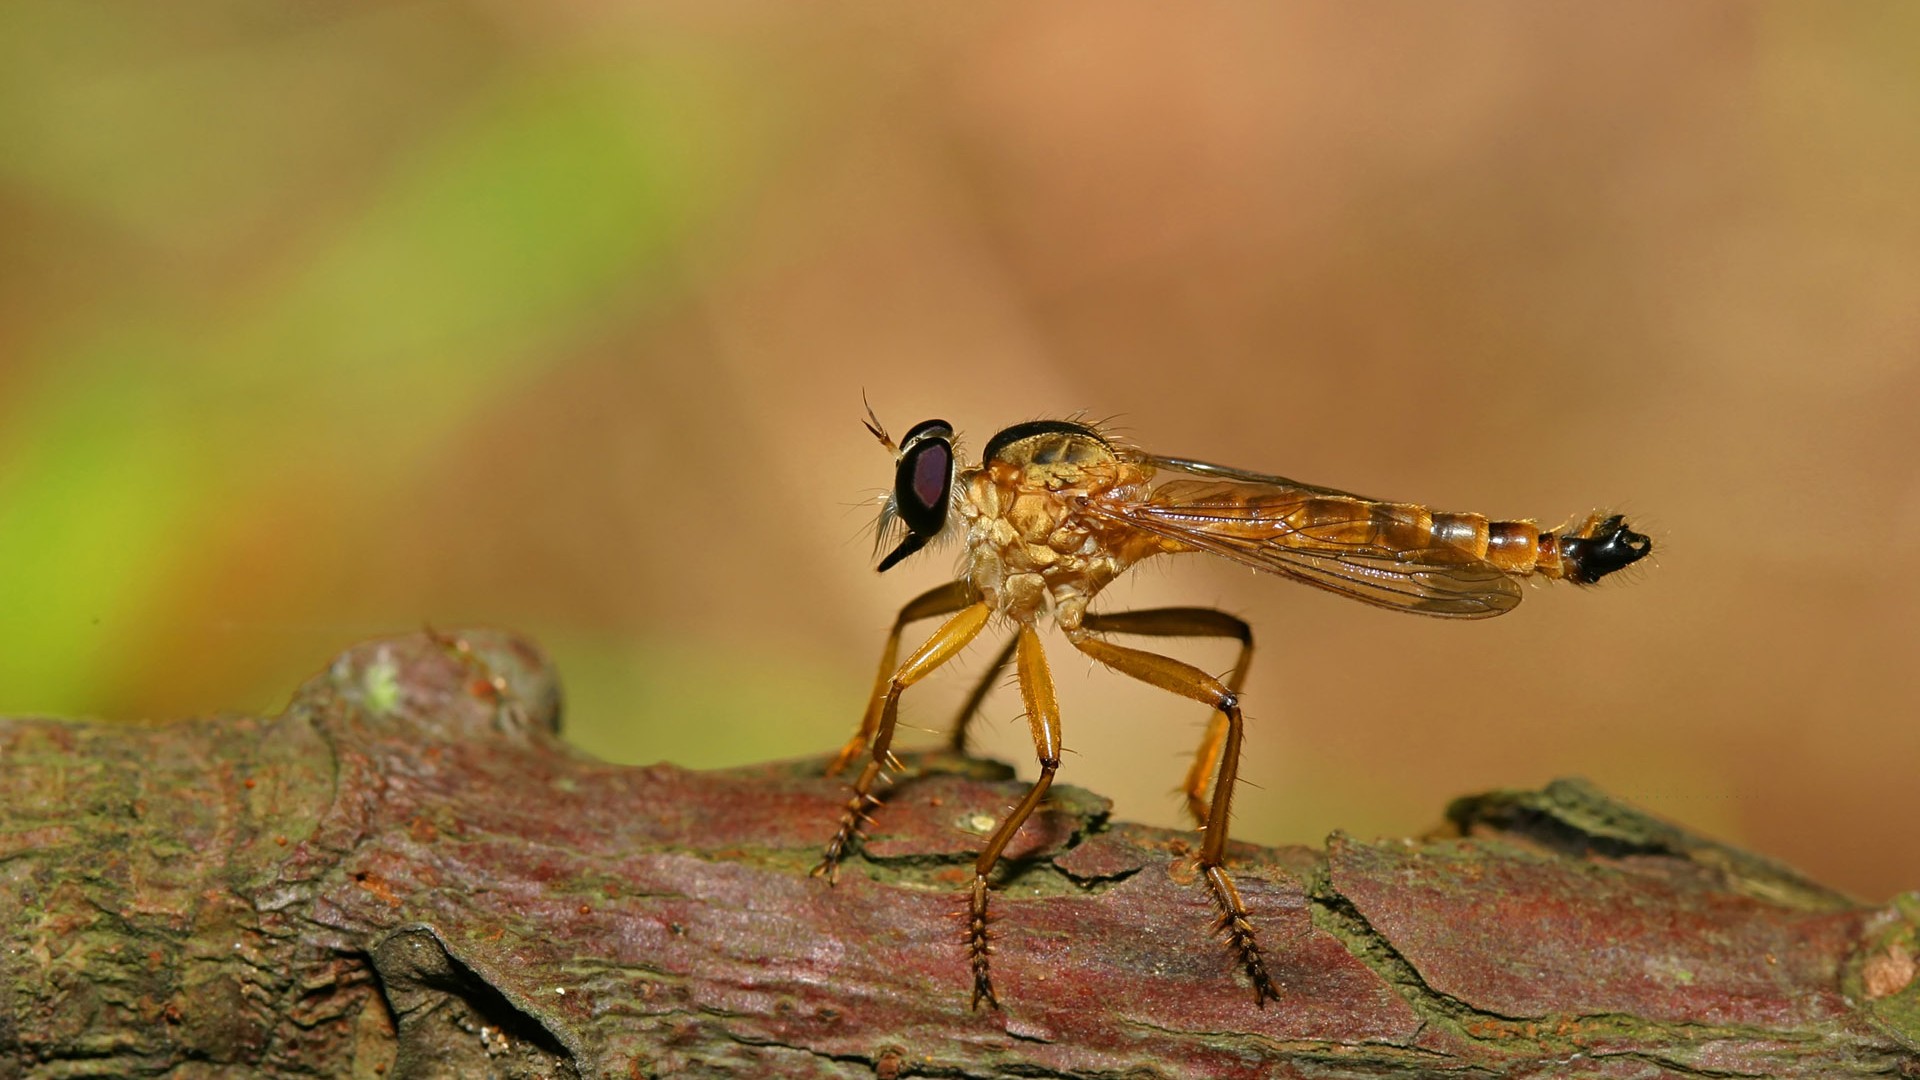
[965,622,1061,1010]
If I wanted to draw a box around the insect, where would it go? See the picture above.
[813,409,1651,1009]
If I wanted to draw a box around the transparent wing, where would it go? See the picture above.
[1143,453,1384,502]
[1082,471,1523,619]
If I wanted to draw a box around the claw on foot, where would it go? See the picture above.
[967,876,999,1010]
[814,793,878,883]
[816,759,896,884]
[1204,864,1279,1006]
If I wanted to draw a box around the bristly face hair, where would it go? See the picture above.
[863,400,958,573]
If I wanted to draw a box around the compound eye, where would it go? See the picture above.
[876,421,955,573]
[893,435,953,537]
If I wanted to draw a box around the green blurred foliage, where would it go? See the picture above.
[0,5,771,714]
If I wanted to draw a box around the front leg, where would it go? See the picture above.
[829,580,981,776]
[813,601,991,882]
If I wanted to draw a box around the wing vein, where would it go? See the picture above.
[1080,474,1522,619]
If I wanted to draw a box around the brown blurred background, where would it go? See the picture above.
[2,3,1915,899]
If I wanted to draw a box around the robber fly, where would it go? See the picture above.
[814,409,1650,1010]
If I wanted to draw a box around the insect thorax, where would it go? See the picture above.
[958,426,1156,631]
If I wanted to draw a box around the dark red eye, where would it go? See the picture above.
[895,438,952,537]
[876,420,956,572]
[911,443,949,511]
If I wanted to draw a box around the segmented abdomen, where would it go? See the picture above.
[1284,497,1646,583]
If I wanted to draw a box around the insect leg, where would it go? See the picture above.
[1068,634,1279,1006]
[945,632,1019,756]
[966,623,1060,1010]
[829,579,981,776]
[814,600,992,883]
[1080,608,1253,826]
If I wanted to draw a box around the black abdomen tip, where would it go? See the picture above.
[1560,514,1652,584]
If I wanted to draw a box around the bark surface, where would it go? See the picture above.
[2,630,1916,1079]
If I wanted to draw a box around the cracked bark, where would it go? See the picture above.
[3,630,1917,1079]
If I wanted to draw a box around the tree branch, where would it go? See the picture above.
[3,630,1916,1078]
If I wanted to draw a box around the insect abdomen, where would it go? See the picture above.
[1545,512,1653,583]
[1307,500,1650,583]
[1375,505,1543,573]
[1425,506,1651,584]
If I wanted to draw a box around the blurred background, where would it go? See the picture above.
[3,2,1916,900]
